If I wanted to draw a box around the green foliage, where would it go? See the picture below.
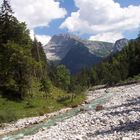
[50,65,70,90]
[40,78,52,98]
[31,37,47,79]
[56,65,70,90]
[57,95,71,102]
[0,0,31,45]
[0,1,86,123]
[0,0,49,100]
[74,36,140,87]
[24,100,35,108]
[0,0,33,99]
[0,80,85,123]
[0,41,32,99]
[0,109,17,123]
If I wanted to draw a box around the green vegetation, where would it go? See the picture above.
[49,65,70,90]
[0,0,85,123]
[75,36,140,88]
[1,0,140,124]
[0,79,85,123]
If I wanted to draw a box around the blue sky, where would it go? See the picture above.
[34,0,140,43]
[115,0,140,7]
[34,0,77,36]
[3,0,140,44]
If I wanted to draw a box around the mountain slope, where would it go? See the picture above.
[82,40,113,57]
[113,38,128,52]
[45,34,128,73]
[44,34,80,62]
[45,34,114,62]
[60,42,102,74]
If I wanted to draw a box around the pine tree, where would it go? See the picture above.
[55,65,70,90]
[31,37,47,79]
[0,0,33,99]
[0,0,14,44]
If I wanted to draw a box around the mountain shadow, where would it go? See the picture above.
[60,42,102,74]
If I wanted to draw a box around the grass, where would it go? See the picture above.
[0,80,85,123]
[114,74,140,86]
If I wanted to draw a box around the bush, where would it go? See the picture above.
[57,95,71,102]
[40,78,52,98]
[24,100,35,108]
[0,109,17,123]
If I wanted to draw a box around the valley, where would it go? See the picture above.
[0,0,140,140]
[1,83,140,140]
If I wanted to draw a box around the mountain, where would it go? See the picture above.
[44,34,128,74]
[44,34,80,62]
[113,38,128,52]
[60,41,102,74]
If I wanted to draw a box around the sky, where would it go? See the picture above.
[1,0,140,45]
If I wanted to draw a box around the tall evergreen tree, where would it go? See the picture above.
[0,0,33,99]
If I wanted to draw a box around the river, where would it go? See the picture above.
[1,91,113,140]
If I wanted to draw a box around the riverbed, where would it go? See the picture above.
[1,83,140,140]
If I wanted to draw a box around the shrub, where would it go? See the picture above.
[24,100,35,108]
[0,109,17,123]
[57,95,71,102]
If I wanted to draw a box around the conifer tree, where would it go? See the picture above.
[0,0,32,99]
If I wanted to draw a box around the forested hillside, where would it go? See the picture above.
[45,34,128,74]
[0,0,50,99]
[74,36,140,88]
[0,0,85,123]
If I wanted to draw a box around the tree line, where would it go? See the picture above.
[74,36,140,88]
[0,0,73,100]
[1,0,140,101]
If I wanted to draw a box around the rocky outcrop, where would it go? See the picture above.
[45,34,114,62]
[44,34,79,62]
[113,38,128,52]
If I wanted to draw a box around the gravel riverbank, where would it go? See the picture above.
[0,85,107,137]
[0,107,72,136]
[22,83,140,140]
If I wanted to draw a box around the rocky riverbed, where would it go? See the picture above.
[0,107,72,136]
[0,85,107,137]
[22,83,140,140]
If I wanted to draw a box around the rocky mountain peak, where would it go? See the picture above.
[49,33,80,45]
[113,38,128,52]
[45,33,80,62]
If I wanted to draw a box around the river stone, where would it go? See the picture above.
[122,137,132,140]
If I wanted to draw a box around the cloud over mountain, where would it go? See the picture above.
[89,32,123,43]
[30,30,51,45]
[60,0,140,42]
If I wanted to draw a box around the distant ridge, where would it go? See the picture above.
[44,33,128,73]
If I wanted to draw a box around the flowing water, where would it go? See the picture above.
[1,92,113,140]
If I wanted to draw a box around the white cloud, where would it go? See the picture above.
[10,0,67,29]
[30,30,51,45]
[30,30,35,40]
[89,32,123,43]
[60,0,140,42]
[36,35,51,45]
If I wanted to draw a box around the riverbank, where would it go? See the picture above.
[0,85,85,136]
[22,83,140,140]
[0,107,72,136]
[0,85,108,137]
